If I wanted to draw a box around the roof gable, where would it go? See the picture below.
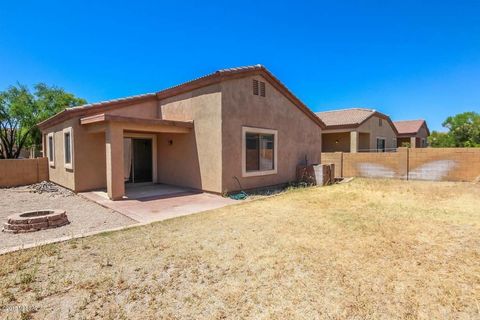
[316,108,375,127]
[38,65,325,130]
[393,120,430,136]
[316,108,398,134]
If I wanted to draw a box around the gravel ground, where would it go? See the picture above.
[0,184,135,251]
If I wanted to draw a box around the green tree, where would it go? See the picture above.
[428,131,455,147]
[442,112,480,147]
[0,83,86,158]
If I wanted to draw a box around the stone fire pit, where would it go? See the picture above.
[3,209,69,233]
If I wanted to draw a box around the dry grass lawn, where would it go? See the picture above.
[1,178,480,319]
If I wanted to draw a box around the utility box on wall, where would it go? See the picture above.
[296,164,335,186]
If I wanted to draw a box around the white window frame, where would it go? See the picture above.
[242,126,278,177]
[47,132,55,167]
[376,136,386,152]
[63,127,73,170]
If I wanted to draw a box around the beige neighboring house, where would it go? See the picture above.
[38,65,325,200]
[393,120,430,148]
[316,108,398,153]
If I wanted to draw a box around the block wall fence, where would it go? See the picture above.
[321,148,480,182]
[0,158,49,187]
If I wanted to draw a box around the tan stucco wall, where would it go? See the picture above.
[220,75,323,192]
[106,99,158,118]
[357,116,397,151]
[322,132,350,152]
[156,131,202,189]
[417,125,429,139]
[359,132,370,150]
[43,118,78,190]
[43,117,107,192]
[74,127,106,192]
[159,84,222,193]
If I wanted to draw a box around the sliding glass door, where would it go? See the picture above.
[123,138,153,183]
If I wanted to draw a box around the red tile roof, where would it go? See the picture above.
[315,108,398,134]
[316,108,376,127]
[393,120,429,135]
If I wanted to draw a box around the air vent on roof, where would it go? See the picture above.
[260,81,266,97]
[253,79,259,95]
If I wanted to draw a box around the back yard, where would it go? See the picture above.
[1,178,479,319]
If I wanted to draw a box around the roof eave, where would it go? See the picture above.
[38,65,326,131]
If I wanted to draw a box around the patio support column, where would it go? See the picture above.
[105,123,125,200]
[410,136,416,148]
[350,131,359,153]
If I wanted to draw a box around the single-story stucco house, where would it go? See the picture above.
[315,108,398,153]
[38,65,325,200]
[393,119,430,148]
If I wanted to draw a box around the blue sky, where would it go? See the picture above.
[1,1,479,131]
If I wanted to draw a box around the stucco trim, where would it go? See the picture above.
[241,126,278,178]
[46,132,55,167]
[80,114,194,128]
[62,127,74,170]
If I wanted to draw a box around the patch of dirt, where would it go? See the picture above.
[1,178,480,319]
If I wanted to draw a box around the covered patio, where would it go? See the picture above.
[80,113,193,200]
[322,130,371,153]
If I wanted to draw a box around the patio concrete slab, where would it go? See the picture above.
[80,184,237,223]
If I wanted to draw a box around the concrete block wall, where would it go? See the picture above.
[408,148,480,181]
[343,149,406,179]
[0,158,49,187]
[321,148,480,182]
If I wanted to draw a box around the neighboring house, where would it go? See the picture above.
[38,65,325,200]
[316,108,398,153]
[393,120,430,148]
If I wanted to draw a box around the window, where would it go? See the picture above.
[379,118,383,127]
[421,138,427,148]
[252,79,266,97]
[242,127,278,177]
[47,132,55,166]
[63,127,73,170]
[376,137,386,152]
